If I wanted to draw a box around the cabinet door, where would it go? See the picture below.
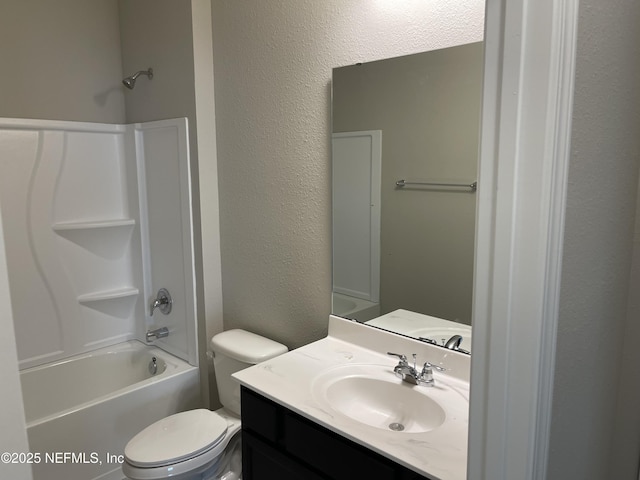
[243,430,326,480]
[241,387,431,480]
[282,412,397,480]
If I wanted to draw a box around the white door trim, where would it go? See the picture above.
[332,130,382,303]
[467,0,579,479]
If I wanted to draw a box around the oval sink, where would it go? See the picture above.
[312,365,449,433]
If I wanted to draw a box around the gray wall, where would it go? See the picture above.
[613,175,640,477]
[210,0,485,348]
[119,0,196,125]
[0,0,125,123]
[548,0,640,478]
[332,44,483,325]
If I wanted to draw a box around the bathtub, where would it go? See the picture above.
[332,292,380,321]
[20,340,200,480]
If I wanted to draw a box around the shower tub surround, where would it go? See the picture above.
[0,117,199,480]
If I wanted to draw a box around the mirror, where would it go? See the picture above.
[331,42,483,352]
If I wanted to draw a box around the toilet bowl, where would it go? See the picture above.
[122,408,241,480]
[122,329,287,480]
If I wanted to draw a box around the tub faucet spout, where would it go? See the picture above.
[146,327,169,343]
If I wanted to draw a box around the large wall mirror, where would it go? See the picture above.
[331,42,484,352]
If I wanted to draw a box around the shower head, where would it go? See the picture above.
[122,68,153,89]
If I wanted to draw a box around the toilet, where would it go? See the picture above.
[122,329,288,480]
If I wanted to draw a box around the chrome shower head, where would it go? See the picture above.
[122,76,136,89]
[122,68,153,89]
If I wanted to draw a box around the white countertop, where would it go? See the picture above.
[233,316,469,480]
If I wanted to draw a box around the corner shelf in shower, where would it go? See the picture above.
[52,218,136,232]
[77,287,139,304]
[78,287,140,318]
[52,219,136,255]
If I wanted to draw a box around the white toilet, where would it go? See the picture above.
[122,329,288,480]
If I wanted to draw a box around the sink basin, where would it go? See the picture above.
[365,311,472,352]
[312,364,449,433]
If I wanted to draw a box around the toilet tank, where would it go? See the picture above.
[210,329,288,415]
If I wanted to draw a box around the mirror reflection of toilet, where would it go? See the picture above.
[122,329,288,480]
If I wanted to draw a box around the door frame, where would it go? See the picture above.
[468,0,579,478]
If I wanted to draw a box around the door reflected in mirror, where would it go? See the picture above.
[331,42,483,351]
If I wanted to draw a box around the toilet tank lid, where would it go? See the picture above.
[210,329,288,364]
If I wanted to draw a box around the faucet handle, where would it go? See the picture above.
[150,288,172,316]
[422,362,446,373]
[417,362,446,387]
[387,352,408,365]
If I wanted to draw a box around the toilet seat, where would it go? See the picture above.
[123,409,239,480]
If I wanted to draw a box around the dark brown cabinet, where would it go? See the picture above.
[241,386,430,480]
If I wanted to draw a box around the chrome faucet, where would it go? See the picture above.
[146,327,169,343]
[387,352,445,387]
[443,334,470,354]
[444,334,463,350]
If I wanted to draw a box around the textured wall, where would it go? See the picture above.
[612,174,640,478]
[0,0,125,123]
[548,0,640,478]
[211,1,485,348]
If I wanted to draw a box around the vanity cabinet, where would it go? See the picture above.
[241,387,430,480]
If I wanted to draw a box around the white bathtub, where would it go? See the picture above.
[20,340,200,480]
[332,292,380,321]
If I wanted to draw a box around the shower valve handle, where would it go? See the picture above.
[150,288,172,316]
